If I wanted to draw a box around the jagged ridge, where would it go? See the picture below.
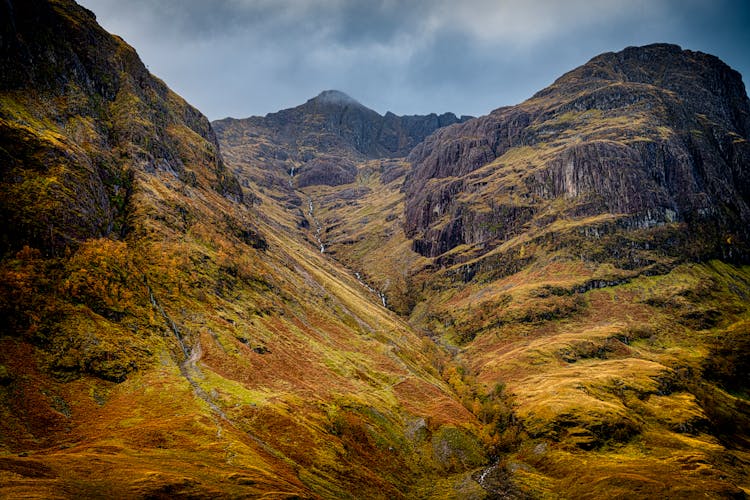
[214,90,471,190]
[404,43,750,262]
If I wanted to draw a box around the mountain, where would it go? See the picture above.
[216,44,750,497]
[214,90,470,192]
[404,43,750,261]
[213,91,472,256]
[0,1,494,498]
[386,44,750,497]
[216,89,471,162]
[0,0,242,257]
[1,1,749,497]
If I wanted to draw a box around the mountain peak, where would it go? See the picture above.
[216,89,468,161]
[310,89,362,107]
[405,42,750,259]
[553,42,741,93]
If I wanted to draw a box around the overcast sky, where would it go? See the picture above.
[77,0,750,121]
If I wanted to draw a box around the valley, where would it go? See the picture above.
[1,1,749,498]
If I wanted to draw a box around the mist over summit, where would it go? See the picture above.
[310,89,363,107]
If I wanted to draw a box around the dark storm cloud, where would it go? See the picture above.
[78,0,750,120]
[82,0,432,44]
[88,0,301,38]
[329,1,431,45]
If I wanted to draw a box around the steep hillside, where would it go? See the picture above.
[404,43,750,261]
[0,0,242,257]
[221,45,750,497]
[0,1,496,498]
[2,1,750,496]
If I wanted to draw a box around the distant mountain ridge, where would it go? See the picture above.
[217,89,471,159]
[2,1,750,496]
[214,90,471,188]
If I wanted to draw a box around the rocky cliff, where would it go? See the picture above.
[0,0,242,257]
[404,44,750,263]
[258,44,750,498]
[214,90,470,189]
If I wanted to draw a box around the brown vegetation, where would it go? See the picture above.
[1,3,749,497]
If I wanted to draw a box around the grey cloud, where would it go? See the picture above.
[79,0,750,120]
[89,0,429,44]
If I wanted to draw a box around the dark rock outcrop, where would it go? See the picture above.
[295,156,357,187]
[213,90,471,190]
[0,0,242,256]
[404,44,750,261]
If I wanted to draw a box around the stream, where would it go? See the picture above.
[299,191,390,308]
[147,282,226,419]
[354,271,387,308]
[307,197,325,253]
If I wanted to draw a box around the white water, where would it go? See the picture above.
[354,271,388,308]
[147,282,226,418]
[477,465,493,486]
[307,197,325,253]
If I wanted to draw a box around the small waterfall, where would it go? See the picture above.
[307,197,325,253]
[354,271,387,308]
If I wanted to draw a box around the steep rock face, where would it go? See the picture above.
[214,90,471,191]
[294,156,357,187]
[0,0,252,384]
[404,44,750,261]
[0,0,241,256]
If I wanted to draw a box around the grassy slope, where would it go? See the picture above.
[0,1,493,497]
[273,136,750,497]
[456,260,750,497]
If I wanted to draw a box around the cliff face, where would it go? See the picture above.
[404,44,750,261]
[0,0,258,400]
[0,0,242,257]
[214,90,470,190]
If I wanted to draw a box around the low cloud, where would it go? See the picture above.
[79,0,750,120]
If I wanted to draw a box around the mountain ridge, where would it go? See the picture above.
[214,42,750,497]
[213,89,471,182]
[1,2,749,497]
[404,42,750,262]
